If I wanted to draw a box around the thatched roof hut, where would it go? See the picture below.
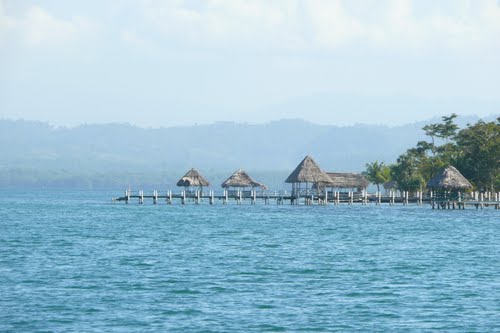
[326,172,369,190]
[285,155,333,184]
[176,168,210,188]
[222,169,267,189]
[426,166,472,190]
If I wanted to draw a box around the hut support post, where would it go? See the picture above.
[139,190,144,204]
[126,189,130,204]
[297,183,301,205]
[210,190,214,205]
[305,182,309,205]
[324,190,328,205]
[181,190,186,205]
[153,190,158,205]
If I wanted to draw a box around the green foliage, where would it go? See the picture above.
[422,113,459,143]
[366,114,499,192]
[390,149,426,193]
[363,161,392,192]
[454,118,500,191]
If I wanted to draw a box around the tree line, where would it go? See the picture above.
[363,115,500,193]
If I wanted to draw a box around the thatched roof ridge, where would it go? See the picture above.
[326,172,369,189]
[221,169,267,189]
[285,155,333,184]
[176,168,210,187]
[426,166,472,190]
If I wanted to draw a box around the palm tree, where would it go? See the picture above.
[363,161,392,192]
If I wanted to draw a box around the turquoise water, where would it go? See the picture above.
[0,190,499,332]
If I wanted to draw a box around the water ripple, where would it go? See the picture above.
[0,190,499,332]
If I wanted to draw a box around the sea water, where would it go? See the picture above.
[0,190,499,332]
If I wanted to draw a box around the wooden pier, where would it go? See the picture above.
[112,189,500,209]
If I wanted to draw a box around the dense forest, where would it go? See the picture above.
[363,115,500,192]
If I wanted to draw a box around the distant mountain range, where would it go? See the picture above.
[1,115,497,189]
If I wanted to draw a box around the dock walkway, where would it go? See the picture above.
[113,189,500,209]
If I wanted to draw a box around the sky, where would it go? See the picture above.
[0,0,499,127]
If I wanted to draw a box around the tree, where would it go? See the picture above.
[422,113,459,144]
[363,161,392,192]
[455,118,500,191]
[364,114,498,193]
[390,149,427,193]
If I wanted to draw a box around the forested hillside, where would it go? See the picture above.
[1,116,496,189]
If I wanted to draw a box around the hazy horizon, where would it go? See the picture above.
[2,111,499,130]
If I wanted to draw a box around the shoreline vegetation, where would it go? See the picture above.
[363,115,499,193]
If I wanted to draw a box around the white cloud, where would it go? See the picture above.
[305,0,366,48]
[138,0,500,52]
[0,2,97,47]
[0,1,16,40]
[120,29,156,53]
[141,0,305,48]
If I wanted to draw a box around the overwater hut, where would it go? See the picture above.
[176,168,210,193]
[325,172,369,192]
[285,155,333,198]
[427,166,472,199]
[222,169,267,190]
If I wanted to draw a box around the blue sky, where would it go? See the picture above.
[1,0,499,127]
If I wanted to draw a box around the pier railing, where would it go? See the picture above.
[112,189,500,209]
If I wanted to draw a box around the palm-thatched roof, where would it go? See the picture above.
[221,169,267,189]
[285,155,333,184]
[426,166,472,190]
[326,172,369,189]
[176,168,210,187]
